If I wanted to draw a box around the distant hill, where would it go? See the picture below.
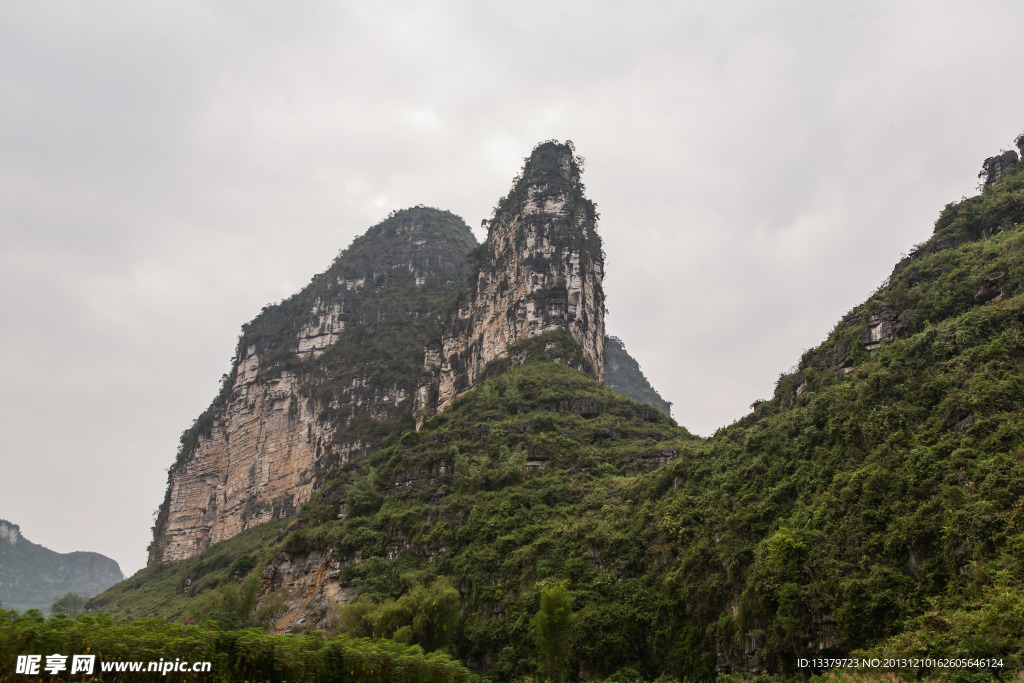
[604,335,672,416]
[0,519,122,612]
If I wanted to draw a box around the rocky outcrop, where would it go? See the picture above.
[0,520,123,612]
[980,149,1019,186]
[150,208,476,564]
[862,304,905,351]
[414,141,605,425]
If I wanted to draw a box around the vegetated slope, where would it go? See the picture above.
[97,144,1024,681]
[258,154,1024,679]
[0,520,122,612]
[89,521,288,622]
[263,335,699,678]
[604,335,672,416]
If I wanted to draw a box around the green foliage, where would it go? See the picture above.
[0,610,478,682]
[603,336,672,416]
[186,576,263,630]
[49,592,87,618]
[346,467,384,517]
[533,583,574,683]
[92,520,288,621]
[338,577,461,653]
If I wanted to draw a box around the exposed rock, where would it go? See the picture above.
[262,550,354,633]
[414,141,605,425]
[863,305,904,351]
[830,340,854,374]
[155,366,330,563]
[980,149,1019,186]
[150,208,476,564]
[974,270,1007,304]
[0,520,17,546]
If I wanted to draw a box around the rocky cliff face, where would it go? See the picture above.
[414,141,605,424]
[152,142,609,565]
[0,520,123,612]
[150,208,476,564]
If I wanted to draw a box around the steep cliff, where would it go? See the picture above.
[150,208,476,565]
[414,141,605,425]
[0,520,123,612]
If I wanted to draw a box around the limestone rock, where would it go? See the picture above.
[414,141,605,425]
[150,208,475,564]
[980,149,1019,186]
[863,305,904,351]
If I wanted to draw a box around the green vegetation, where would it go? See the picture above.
[82,149,1024,680]
[92,520,288,622]
[226,157,1024,679]
[534,584,574,683]
[185,576,287,631]
[0,610,478,682]
[50,593,87,618]
[338,577,460,652]
[604,335,672,417]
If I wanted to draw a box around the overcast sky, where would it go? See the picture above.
[3,1,1024,577]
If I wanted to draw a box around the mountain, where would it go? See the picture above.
[149,143,665,569]
[96,135,1024,680]
[0,520,122,612]
[604,335,672,417]
[149,207,478,564]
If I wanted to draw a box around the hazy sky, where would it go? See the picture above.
[3,1,1024,577]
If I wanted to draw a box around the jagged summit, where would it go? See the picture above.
[414,140,606,424]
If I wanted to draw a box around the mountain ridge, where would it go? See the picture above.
[94,135,1024,679]
[0,519,123,613]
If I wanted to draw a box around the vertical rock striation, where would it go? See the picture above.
[415,141,606,424]
[150,208,476,564]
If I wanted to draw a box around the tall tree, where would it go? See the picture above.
[534,583,574,682]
